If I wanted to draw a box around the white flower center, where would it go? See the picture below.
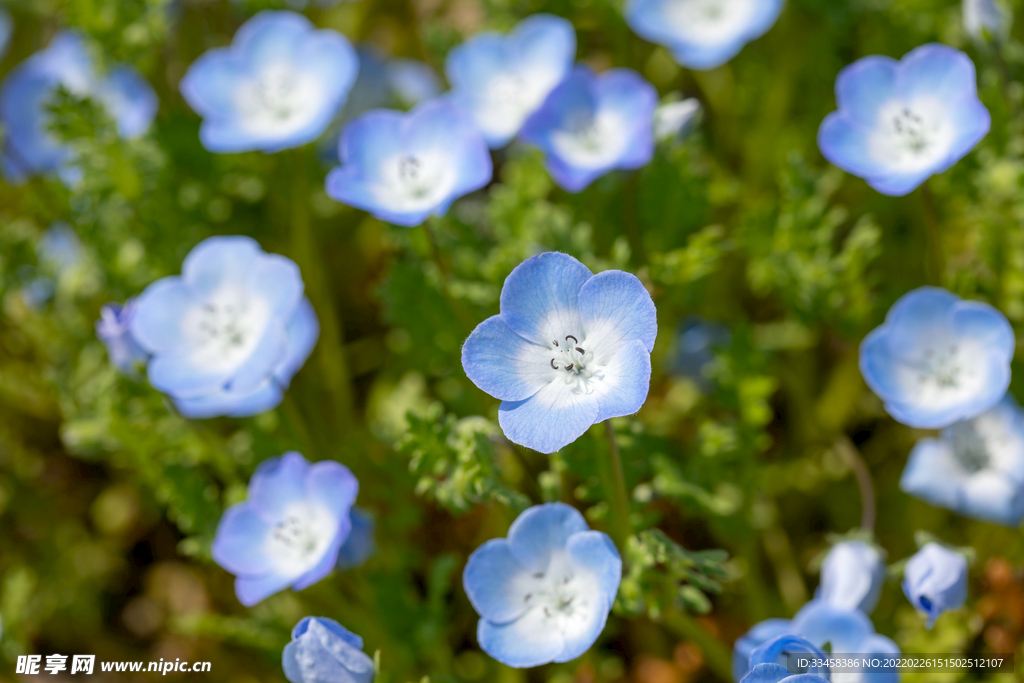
[948,405,1024,477]
[551,110,629,171]
[487,72,528,107]
[375,150,457,213]
[520,552,600,635]
[869,99,955,173]
[895,337,987,412]
[183,286,271,372]
[235,63,321,136]
[545,333,609,395]
[667,0,758,45]
[265,502,337,576]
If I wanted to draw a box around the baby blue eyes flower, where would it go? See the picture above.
[625,0,784,71]
[654,97,702,143]
[818,44,990,196]
[964,0,1011,42]
[519,66,657,193]
[96,300,150,375]
[902,542,968,628]
[213,452,359,606]
[180,11,357,154]
[816,541,886,614]
[463,503,622,668]
[129,235,319,419]
[0,31,157,184]
[859,287,1014,430]
[741,635,827,683]
[901,395,1024,527]
[283,617,375,683]
[445,14,576,148]
[386,59,443,108]
[325,99,492,227]
[462,252,657,454]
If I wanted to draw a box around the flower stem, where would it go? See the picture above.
[834,436,876,532]
[602,420,632,551]
[920,181,943,285]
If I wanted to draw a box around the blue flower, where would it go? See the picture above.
[859,287,1013,430]
[463,503,621,668]
[0,31,157,184]
[325,99,492,227]
[964,0,1011,42]
[129,236,319,419]
[519,66,657,193]
[180,11,357,154]
[902,542,968,628]
[386,59,443,108]
[445,14,575,148]
[212,452,358,606]
[462,252,657,454]
[625,0,784,71]
[672,316,729,388]
[733,600,900,683]
[336,507,376,569]
[816,541,886,614]
[96,300,150,375]
[818,44,990,196]
[654,97,702,143]
[902,395,1024,527]
[282,617,374,683]
[741,635,828,683]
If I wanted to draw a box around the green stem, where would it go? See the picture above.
[920,182,943,286]
[834,436,876,532]
[602,420,632,551]
[660,610,733,681]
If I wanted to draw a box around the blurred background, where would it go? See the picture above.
[1,0,1024,681]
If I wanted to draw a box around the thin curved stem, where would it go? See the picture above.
[835,436,876,532]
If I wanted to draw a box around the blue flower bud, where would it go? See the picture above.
[282,617,375,683]
[902,543,968,628]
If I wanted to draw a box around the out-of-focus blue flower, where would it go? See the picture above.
[213,452,358,606]
[37,222,83,272]
[386,59,443,108]
[0,8,12,60]
[902,542,968,628]
[733,600,900,683]
[325,99,492,227]
[902,394,1024,526]
[129,236,319,419]
[818,44,990,196]
[462,252,657,453]
[816,540,886,614]
[672,316,729,387]
[964,0,1012,42]
[445,14,575,148]
[180,11,357,154]
[654,97,702,142]
[282,617,375,683]
[741,635,828,683]
[519,66,657,193]
[336,507,376,569]
[96,299,150,375]
[463,503,621,667]
[859,287,1013,430]
[625,0,784,71]
[0,31,157,184]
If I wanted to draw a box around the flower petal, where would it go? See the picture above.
[507,502,589,573]
[566,530,622,610]
[211,504,274,575]
[498,378,601,453]
[305,459,359,519]
[248,452,310,520]
[462,315,553,402]
[235,571,295,607]
[579,269,657,353]
[593,339,652,422]
[463,538,539,624]
[498,252,593,346]
[181,235,264,300]
[834,56,898,127]
[477,607,566,668]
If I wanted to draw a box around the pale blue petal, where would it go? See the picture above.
[902,543,967,626]
[235,11,313,72]
[179,49,245,117]
[950,300,1015,354]
[283,618,375,683]
[900,438,964,510]
[129,277,195,353]
[791,599,872,652]
[498,252,593,346]
[211,504,275,575]
[305,460,358,519]
[593,340,652,422]
[291,616,364,648]
[507,502,589,572]
[897,43,979,102]
[834,56,898,127]
[147,348,236,398]
[336,508,376,569]
[739,663,793,683]
[292,515,348,590]
[566,530,622,609]
[386,59,442,107]
[817,114,889,178]
[463,538,535,623]
[957,472,1024,526]
[462,315,552,402]
[749,635,822,667]
[498,380,601,454]
[236,571,295,606]
[226,324,288,395]
[249,452,309,519]
[883,287,959,353]
[478,609,565,668]
[173,379,284,419]
[100,67,158,139]
[275,297,320,386]
[578,270,657,353]
[181,235,263,299]
[816,540,885,614]
[732,619,792,682]
[867,169,939,197]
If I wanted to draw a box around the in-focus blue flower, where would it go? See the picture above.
[818,44,990,196]
[859,287,1013,430]
[96,299,150,375]
[445,14,575,148]
[386,59,443,108]
[902,542,968,628]
[902,394,1024,526]
[129,236,319,419]
[816,540,886,614]
[741,635,828,683]
[212,452,358,606]
[325,99,492,227]
[462,252,657,453]
[463,503,621,668]
[733,600,900,683]
[282,616,374,683]
[625,0,784,71]
[336,507,376,569]
[0,31,157,184]
[519,66,657,193]
[964,0,1012,42]
[180,11,357,153]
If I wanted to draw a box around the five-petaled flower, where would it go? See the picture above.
[325,99,493,226]
[213,452,359,606]
[818,43,990,196]
[0,31,157,184]
[740,635,828,683]
[901,394,1024,527]
[445,14,576,148]
[462,252,657,454]
[859,286,1014,430]
[463,503,622,667]
[129,235,319,419]
[902,542,968,628]
[180,11,357,153]
[625,0,785,71]
[282,616,375,683]
[519,66,657,193]
[816,540,886,614]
